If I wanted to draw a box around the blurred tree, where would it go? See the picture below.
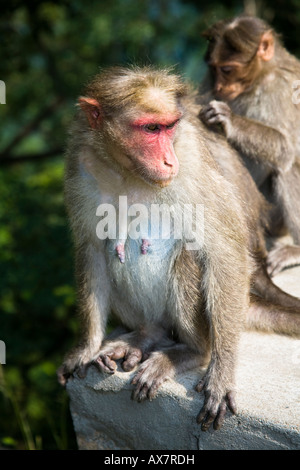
[0,0,299,449]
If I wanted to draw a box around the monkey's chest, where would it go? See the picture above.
[106,237,179,327]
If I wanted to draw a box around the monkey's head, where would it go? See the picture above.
[78,67,188,188]
[203,16,276,101]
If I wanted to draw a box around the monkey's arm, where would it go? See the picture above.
[57,244,111,385]
[200,100,293,172]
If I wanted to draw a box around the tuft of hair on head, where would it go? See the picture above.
[82,65,189,117]
[203,15,278,64]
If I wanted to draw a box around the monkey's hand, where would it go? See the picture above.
[196,377,237,431]
[199,100,232,135]
[57,344,102,386]
[94,332,146,374]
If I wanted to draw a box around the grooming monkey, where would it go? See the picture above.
[58,67,300,432]
[199,15,300,276]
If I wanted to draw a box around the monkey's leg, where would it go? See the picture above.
[248,294,300,336]
[267,243,300,276]
[95,325,172,374]
[131,343,207,402]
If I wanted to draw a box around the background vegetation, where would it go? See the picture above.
[1,0,300,450]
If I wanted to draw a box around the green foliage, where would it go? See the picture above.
[0,161,77,449]
[1,0,300,450]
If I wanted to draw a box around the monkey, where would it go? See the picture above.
[199,15,300,276]
[57,66,300,432]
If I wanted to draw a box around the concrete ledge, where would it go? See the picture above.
[67,266,300,450]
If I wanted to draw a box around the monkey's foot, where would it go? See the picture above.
[141,239,151,255]
[115,242,125,263]
[196,378,237,431]
[94,333,145,374]
[131,351,175,402]
[267,243,300,277]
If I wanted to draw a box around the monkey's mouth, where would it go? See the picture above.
[139,171,176,188]
[128,154,178,188]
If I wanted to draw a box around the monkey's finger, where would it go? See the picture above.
[206,116,219,124]
[201,413,216,432]
[131,366,146,385]
[131,381,147,401]
[136,384,150,402]
[266,253,287,276]
[57,366,71,386]
[76,364,89,379]
[102,355,117,371]
[199,105,210,115]
[226,391,237,415]
[213,401,227,430]
[196,402,209,424]
[94,355,116,373]
[202,108,218,119]
[206,114,226,125]
[142,352,150,361]
[266,262,280,277]
[122,349,143,371]
[199,399,219,431]
[147,379,163,401]
[108,346,127,360]
[196,392,213,421]
[195,378,205,392]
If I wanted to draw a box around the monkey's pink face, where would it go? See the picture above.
[123,113,181,187]
[78,96,181,187]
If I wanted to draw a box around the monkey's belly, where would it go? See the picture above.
[106,237,180,329]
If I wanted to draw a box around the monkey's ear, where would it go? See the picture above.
[257,30,274,62]
[78,97,101,129]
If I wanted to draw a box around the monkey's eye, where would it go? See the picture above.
[166,120,178,129]
[220,66,233,75]
[144,124,160,132]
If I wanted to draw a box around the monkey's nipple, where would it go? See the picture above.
[141,239,151,255]
[115,243,125,263]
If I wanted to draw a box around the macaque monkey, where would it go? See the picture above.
[58,66,300,432]
[199,15,300,276]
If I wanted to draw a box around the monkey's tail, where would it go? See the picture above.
[252,264,300,312]
[247,293,300,337]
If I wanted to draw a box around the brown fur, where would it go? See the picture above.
[200,16,300,273]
